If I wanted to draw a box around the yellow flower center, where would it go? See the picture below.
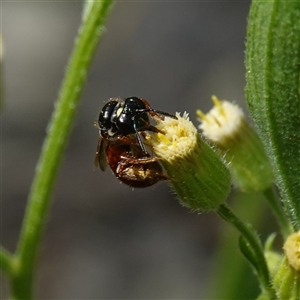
[284,231,300,271]
[146,112,198,162]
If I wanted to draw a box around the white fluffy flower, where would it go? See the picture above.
[197,96,245,146]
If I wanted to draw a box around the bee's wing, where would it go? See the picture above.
[94,137,108,171]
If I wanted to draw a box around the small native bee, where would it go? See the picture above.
[96,140,169,188]
[94,96,176,187]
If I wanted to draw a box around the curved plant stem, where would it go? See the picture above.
[263,186,291,238]
[0,247,14,277]
[208,192,266,299]
[216,204,275,299]
[10,1,114,299]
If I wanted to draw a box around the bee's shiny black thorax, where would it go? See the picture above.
[98,97,150,138]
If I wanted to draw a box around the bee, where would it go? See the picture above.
[97,96,176,154]
[96,140,169,187]
[94,96,176,187]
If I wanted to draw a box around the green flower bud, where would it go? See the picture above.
[197,96,273,192]
[283,231,300,272]
[265,250,282,279]
[272,258,300,299]
[146,112,231,211]
[266,231,300,299]
[264,234,282,278]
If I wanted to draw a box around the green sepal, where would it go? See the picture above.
[272,257,300,300]
[220,120,273,192]
[162,136,231,211]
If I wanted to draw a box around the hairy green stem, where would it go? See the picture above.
[216,204,275,298]
[208,192,266,299]
[10,2,114,298]
[263,187,291,239]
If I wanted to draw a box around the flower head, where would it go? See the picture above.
[284,231,300,271]
[197,96,245,147]
[197,96,273,192]
[146,112,231,211]
[148,112,198,162]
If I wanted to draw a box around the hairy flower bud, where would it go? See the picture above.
[265,231,300,299]
[283,231,300,271]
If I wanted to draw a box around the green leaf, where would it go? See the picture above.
[246,1,300,230]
